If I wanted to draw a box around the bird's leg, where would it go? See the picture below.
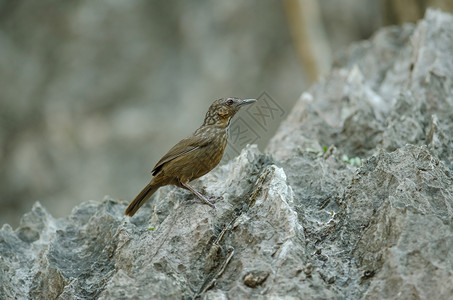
[180,181,216,209]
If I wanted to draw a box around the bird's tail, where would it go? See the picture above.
[125,184,159,217]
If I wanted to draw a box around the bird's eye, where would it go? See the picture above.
[227,99,234,105]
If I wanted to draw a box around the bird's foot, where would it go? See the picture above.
[208,195,223,203]
[186,195,222,208]
[201,197,216,209]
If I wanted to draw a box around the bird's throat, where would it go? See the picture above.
[208,116,232,129]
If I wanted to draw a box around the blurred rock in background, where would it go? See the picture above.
[284,0,381,81]
[1,0,451,227]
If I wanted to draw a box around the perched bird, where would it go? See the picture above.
[125,97,256,217]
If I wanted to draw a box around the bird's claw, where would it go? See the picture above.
[208,195,223,204]
[204,199,216,209]
[186,195,222,209]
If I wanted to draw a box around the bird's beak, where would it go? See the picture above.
[239,99,257,106]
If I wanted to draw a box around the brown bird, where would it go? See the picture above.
[125,97,256,217]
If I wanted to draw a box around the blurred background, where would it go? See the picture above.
[1,0,452,227]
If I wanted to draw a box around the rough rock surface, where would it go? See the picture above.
[1,9,453,299]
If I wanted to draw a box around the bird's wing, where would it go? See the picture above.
[151,134,210,175]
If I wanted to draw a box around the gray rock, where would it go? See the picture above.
[1,8,453,300]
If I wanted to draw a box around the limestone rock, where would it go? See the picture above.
[2,8,453,300]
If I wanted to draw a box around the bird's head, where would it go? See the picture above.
[203,97,256,127]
